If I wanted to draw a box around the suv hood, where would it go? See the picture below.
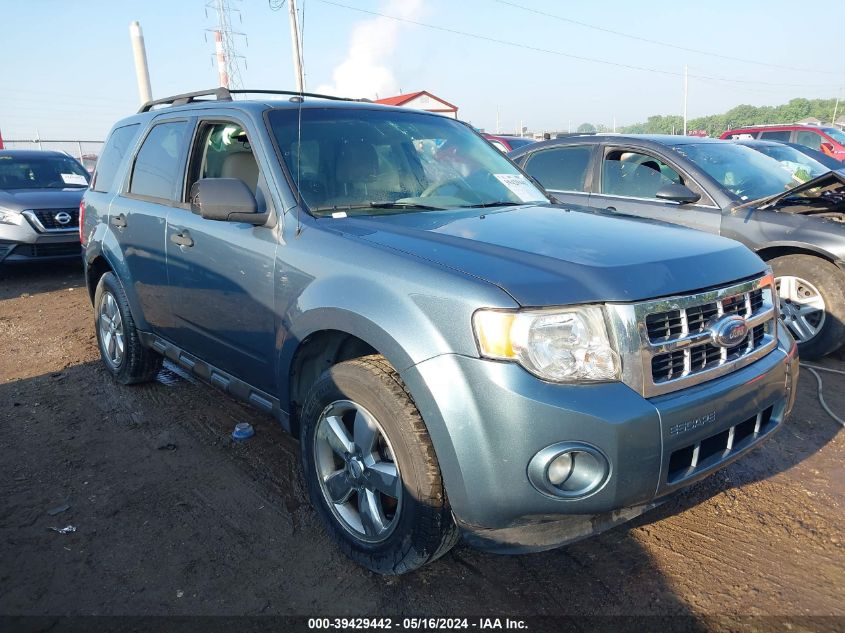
[743,171,845,211]
[332,205,766,306]
[0,188,85,212]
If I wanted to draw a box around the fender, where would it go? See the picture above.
[754,240,845,270]
[276,270,490,406]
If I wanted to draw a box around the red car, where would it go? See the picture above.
[720,124,845,162]
[481,133,536,152]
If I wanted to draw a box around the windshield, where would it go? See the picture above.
[0,154,90,190]
[822,127,845,145]
[745,143,830,182]
[268,107,547,216]
[672,142,797,200]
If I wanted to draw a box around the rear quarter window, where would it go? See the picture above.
[759,130,791,142]
[91,124,140,193]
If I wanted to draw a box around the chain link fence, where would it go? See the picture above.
[2,139,104,172]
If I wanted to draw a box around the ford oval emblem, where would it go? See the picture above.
[54,211,72,225]
[709,315,749,348]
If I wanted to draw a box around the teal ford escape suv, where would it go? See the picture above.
[81,88,799,574]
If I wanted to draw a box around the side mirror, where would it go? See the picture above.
[189,178,268,225]
[820,142,835,156]
[655,183,701,204]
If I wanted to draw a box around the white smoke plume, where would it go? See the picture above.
[315,0,425,99]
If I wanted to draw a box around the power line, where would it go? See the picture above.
[494,0,844,76]
[313,0,835,89]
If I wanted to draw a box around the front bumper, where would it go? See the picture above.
[402,326,798,553]
[0,220,81,263]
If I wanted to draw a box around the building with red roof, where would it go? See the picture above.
[374,91,458,119]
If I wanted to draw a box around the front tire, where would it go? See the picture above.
[94,272,162,384]
[300,355,459,574]
[769,255,845,359]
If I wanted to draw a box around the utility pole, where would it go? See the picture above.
[832,89,841,127]
[496,105,500,134]
[129,21,153,105]
[612,115,616,133]
[683,64,688,136]
[288,0,305,92]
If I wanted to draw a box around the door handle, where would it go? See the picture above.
[110,213,127,228]
[605,206,616,212]
[170,230,194,248]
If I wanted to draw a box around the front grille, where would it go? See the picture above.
[667,406,776,483]
[651,324,767,382]
[606,275,779,398]
[646,288,764,342]
[26,208,79,231]
[12,242,81,258]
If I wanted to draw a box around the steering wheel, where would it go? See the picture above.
[731,178,757,199]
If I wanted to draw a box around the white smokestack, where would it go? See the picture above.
[129,21,153,105]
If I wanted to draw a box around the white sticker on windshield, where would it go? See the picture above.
[61,173,87,186]
[493,173,543,202]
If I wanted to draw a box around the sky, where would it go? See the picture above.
[1,0,844,141]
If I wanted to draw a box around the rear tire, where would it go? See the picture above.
[94,272,162,384]
[300,355,459,574]
[769,255,845,359]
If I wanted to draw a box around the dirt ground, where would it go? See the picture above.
[1,261,843,622]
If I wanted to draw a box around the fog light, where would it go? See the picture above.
[547,453,573,485]
[528,442,610,499]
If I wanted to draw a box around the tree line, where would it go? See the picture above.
[575,97,842,137]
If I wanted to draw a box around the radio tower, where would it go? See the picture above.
[205,0,247,89]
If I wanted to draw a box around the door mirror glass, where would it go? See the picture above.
[189,178,266,224]
[654,183,701,204]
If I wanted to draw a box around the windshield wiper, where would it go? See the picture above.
[368,201,445,210]
[458,201,525,208]
[310,201,446,215]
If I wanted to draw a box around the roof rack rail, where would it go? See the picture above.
[138,87,366,113]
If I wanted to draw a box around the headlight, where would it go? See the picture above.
[0,207,23,225]
[473,305,620,383]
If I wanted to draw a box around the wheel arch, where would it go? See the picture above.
[756,243,845,270]
[85,254,114,305]
[286,327,383,436]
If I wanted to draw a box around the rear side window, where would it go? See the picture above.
[759,130,791,142]
[129,121,189,201]
[523,146,592,192]
[91,124,140,193]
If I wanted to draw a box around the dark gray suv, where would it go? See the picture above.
[512,135,845,359]
[82,89,797,574]
[0,150,89,263]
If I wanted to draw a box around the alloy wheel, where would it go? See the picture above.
[313,399,402,543]
[98,291,125,368]
[776,275,826,344]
